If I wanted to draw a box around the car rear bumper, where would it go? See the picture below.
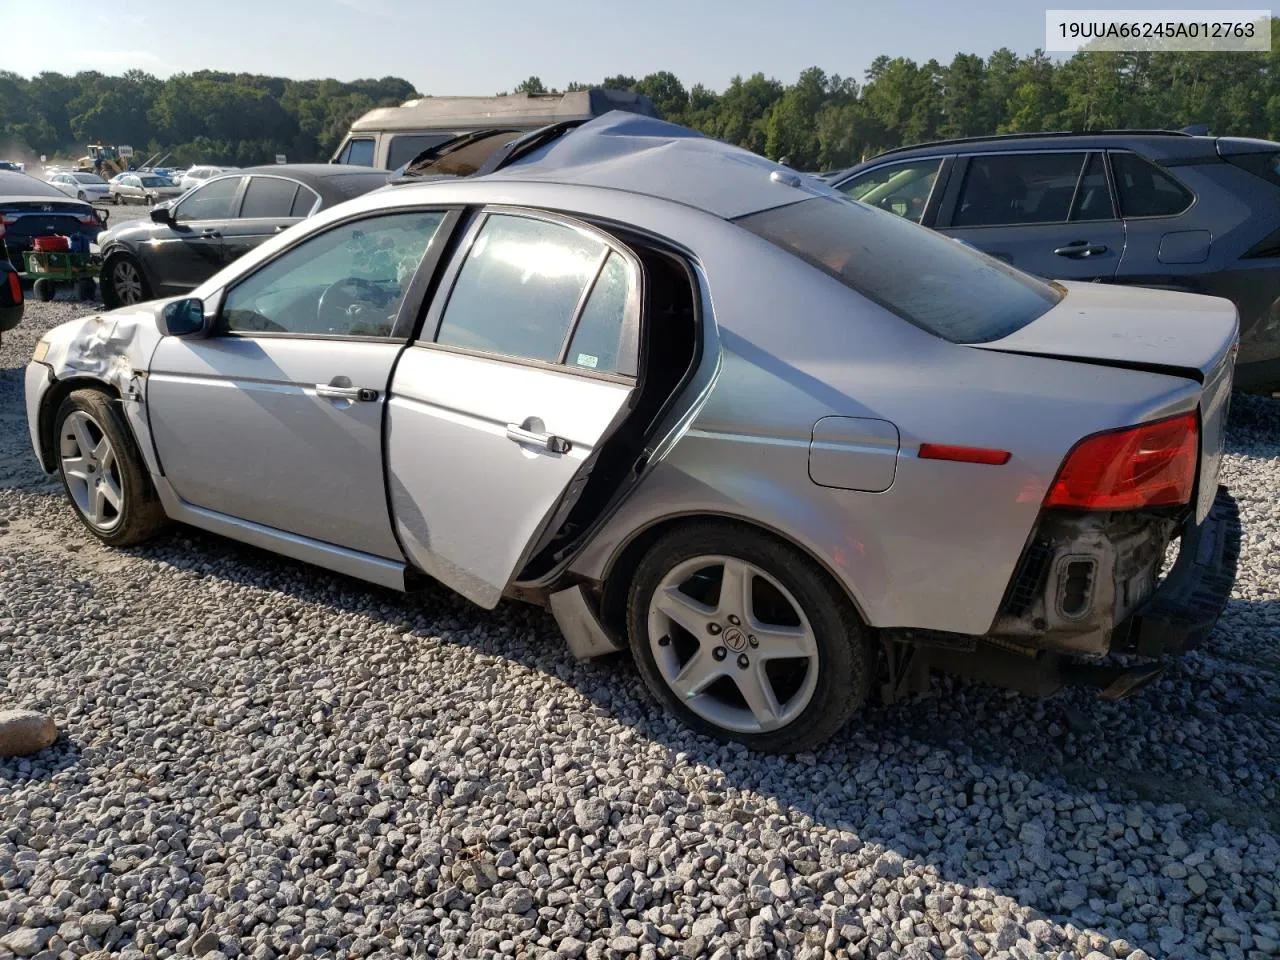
[1111,484,1240,657]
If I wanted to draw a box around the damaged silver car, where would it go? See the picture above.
[25,114,1241,752]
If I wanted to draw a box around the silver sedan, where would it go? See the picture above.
[109,173,185,206]
[23,114,1241,752]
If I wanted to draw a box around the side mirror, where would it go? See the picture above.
[150,203,173,224]
[158,298,209,338]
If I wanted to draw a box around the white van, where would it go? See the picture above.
[330,90,660,170]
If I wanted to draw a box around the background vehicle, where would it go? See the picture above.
[76,143,133,177]
[48,171,111,202]
[331,89,659,170]
[108,172,185,206]
[826,131,1280,395]
[0,170,106,261]
[98,163,388,307]
[27,114,1238,752]
[0,160,25,173]
[0,258,22,341]
[179,165,237,191]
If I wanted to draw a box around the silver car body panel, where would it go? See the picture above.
[146,335,405,559]
[22,114,1240,641]
[387,347,633,608]
[150,475,407,590]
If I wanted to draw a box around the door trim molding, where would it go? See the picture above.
[153,477,408,591]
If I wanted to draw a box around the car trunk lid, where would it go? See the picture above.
[973,280,1238,523]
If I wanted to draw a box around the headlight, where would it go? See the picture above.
[32,340,50,363]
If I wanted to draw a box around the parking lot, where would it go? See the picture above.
[0,295,1276,960]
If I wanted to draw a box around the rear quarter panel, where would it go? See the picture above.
[565,224,1203,635]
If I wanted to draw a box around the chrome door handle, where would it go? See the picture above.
[316,384,366,400]
[506,423,571,454]
[201,229,221,238]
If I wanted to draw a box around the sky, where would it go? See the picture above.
[3,0,1257,93]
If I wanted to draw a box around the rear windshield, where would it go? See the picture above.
[736,195,1062,343]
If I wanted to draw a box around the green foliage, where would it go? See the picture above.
[3,25,1279,171]
[0,70,415,165]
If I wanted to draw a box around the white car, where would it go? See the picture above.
[108,173,186,206]
[47,172,112,203]
[179,165,238,192]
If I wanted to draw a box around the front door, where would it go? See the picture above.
[386,211,641,607]
[940,151,1126,281]
[147,208,451,558]
[151,175,245,295]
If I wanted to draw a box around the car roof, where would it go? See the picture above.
[351,90,659,134]
[233,164,389,203]
[472,111,836,220]
[827,130,1240,180]
[0,170,70,199]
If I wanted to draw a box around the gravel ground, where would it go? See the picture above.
[1,300,1278,960]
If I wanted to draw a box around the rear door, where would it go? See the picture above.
[386,209,641,608]
[1107,151,1201,281]
[939,151,1125,280]
[153,175,246,294]
[219,174,316,264]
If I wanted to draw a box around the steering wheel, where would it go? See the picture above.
[316,277,391,333]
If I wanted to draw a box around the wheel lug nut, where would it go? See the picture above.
[707,623,722,636]
[737,654,749,669]
[748,635,758,647]
[658,635,671,646]
[712,646,727,661]
[727,614,741,626]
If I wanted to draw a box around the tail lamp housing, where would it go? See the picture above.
[1044,412,1198,510]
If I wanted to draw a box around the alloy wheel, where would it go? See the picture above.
[646,555,820,734]
[59,410,124,532]
[112,260,144,304]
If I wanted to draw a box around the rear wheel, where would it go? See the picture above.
[54,390,167,547]
[33,279,55,302]
[626,522,874,753]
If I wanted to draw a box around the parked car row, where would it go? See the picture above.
[24,113,1246,752]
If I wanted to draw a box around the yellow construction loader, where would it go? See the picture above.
[75,143,134,178]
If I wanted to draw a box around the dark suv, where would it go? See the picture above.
[826,131,1280,395]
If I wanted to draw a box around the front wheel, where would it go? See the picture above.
[101,253,150,308]
[112,193,121,205]
[54,390,167,547]
[77,191,87,201]
[33,279,55,302]
[626,522,874,754]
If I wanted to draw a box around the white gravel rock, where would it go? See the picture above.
[1,301,1278,959]
[0,709,57,757]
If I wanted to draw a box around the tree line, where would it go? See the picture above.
[2,26,1277,171]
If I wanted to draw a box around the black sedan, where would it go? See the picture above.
[0,170,108,263]
[98,164,390,307]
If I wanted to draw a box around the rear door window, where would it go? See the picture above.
[1110,152,1194,218]
[290,187,320,217]
[737,195,1062,344]
[434,214,609,364]
[240,176,300,219]
[953,153,1087,227]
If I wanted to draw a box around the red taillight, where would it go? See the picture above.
[78,214,97,225]
[1044,412,1198,510]
[6,269,20,305]
[918,443,1011,465]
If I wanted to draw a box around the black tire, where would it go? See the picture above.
[77,191,87,201]
[112,192,120,205]
[33,279,55,302]
[53,389,168,547]
[75,277,97,301]
[101,252,150,309]
[626,521,874,754]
